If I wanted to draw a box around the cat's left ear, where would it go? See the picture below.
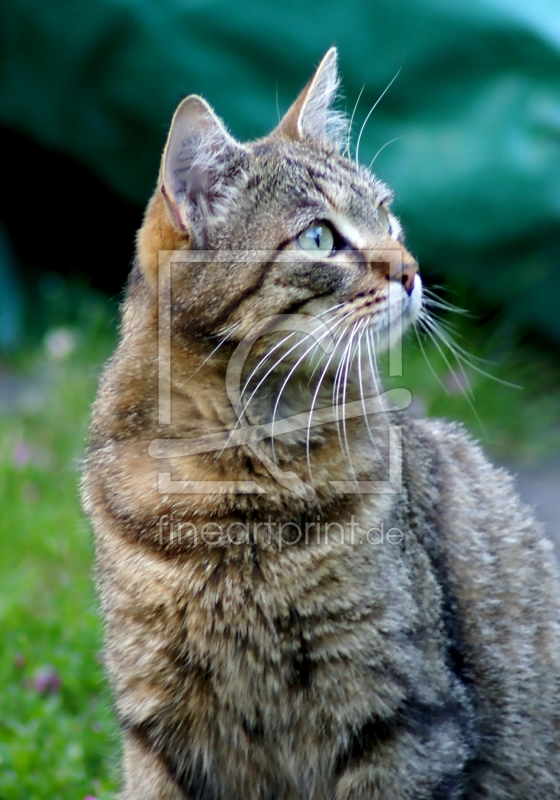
[160,95,245,237]
[272,47,346,147]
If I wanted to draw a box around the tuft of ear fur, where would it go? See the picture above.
[160,95,246,242]
[272,47,347,149]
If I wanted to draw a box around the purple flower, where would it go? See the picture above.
[33,665,61,694]
[13,442,30,467]
[444,368,471,395]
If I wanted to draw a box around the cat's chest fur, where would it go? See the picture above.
[100,492,467,799]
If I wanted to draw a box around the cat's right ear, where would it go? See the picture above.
[160,95,244,237]
[272,48,346,148]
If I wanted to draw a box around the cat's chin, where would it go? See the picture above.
[370,273,423,354]
[407,271,423,322]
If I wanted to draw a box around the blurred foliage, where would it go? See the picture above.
[1,0,560,341]
[0,223,22,350]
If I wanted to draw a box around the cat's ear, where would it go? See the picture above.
[160,95,244,236]
[272,47,346,147]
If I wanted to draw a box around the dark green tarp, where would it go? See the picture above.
[2,0,560,339]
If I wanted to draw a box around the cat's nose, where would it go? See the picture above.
[387,247,418,296]
[398,260,418,296]
[367,242,419,295]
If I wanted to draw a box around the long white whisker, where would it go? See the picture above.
[345,83,366,158]
[417,315,486,434]
[339,323,361,482]
[305,322,352,484]
[358,324,380,453]
[188,322,240,380]
[357,321,378,448]
[356,68,401,165]
[413,322,449,395]
[269,320,349,463]
[332,325,355,456]
[366,326,388,462]
[368,137,402,171]
[420,314,474,400]
[419,314,474,401]
[420,310,520,385]
[240,331,299,404]
[307,309,355,383]
[215,329,314,462]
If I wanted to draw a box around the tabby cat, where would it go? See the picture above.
[82,49,560,799]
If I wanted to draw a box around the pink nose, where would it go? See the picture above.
[399,262,418,295]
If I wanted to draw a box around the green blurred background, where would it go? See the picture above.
[2,0,560,343]
[1,1,559,797]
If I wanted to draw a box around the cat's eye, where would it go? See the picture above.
[297,223,335,254]
[377,203,392,235]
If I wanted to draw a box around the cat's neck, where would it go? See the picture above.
[161,339,392,488]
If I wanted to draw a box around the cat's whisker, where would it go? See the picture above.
[422,289,471,317]
[420,311,489,388]
[187,322,241,380]
[358,323,383,460]
[305,321,352,484]
[422,313,461,337]
[413,321,449,396]
[340,320,369,482]
[416,314,487,435]
[355,68,401,166]
[366,326,384,403]
[418,313,475,401]
[345,83,366,158]
[316,301,346,319]
[267,313,355,461]
[421,309,521,387]
[213,331,310,463]
[242,302,347,399]
[332,330,349,431]
[307,309,356,384]
[422,285,468,306]
[234,308,350,441]
[269,320,347,464]
[422,298,469,316]
[217,308,354,468]
[216,327,323,462]
[333,324,357,465]
[369,322,394,460]
[239,331,299,404]
[368,137,402,171]
[366,326,388,461]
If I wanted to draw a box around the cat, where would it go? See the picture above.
[82,48,560,799]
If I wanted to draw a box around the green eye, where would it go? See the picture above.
[297,223,335,253]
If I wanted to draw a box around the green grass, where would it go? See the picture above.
[0,278,559,799]
[0,288,119,800]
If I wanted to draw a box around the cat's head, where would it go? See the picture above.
[136,48,422,357]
